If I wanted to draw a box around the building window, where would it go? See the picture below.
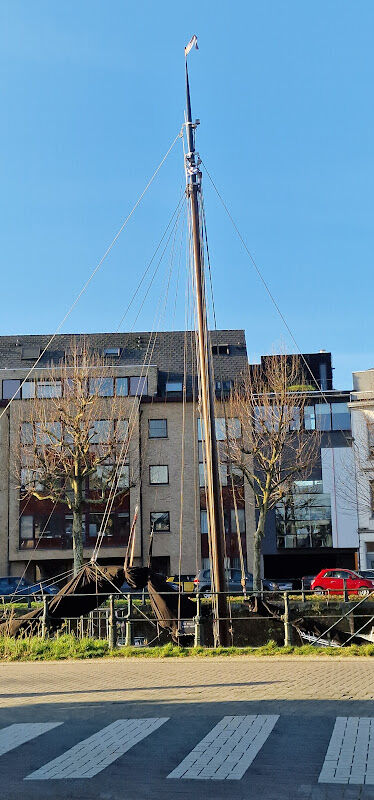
[20,515,33,541]
[116,377,128,396]
[104,348,121,356]
[275,480,332,549]
[22,381,35,399]
[21,422,33,444]
[149,419,168,438]
[331,402,351,431]
[370,481,374,517]
[368,425,374,458]
[89,377,114,397]
[230,508,245,533]
[319,363,328,391]
[130,376,148,396]
[36,381,62,399]
[166,381,182,393]
[215,380,233,395]
[91,420,113,443]
[149,465,169,484]
[21,346,40,360]
[315,403,331,431]
[200,509,208,533]
[211,344,230,355]
[150,511,170,531]
[2,379,21,400]
[115,419,129,441]
[304,406,316,430]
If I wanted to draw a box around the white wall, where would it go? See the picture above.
[321,447,359,549]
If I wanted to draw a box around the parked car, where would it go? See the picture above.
[193,569,278,594]
[166,575,195,592]
[357,569,374,582]
[0,576,59,599]
[311,569,374,596]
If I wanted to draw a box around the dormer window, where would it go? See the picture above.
[21,346,41,360]
[212,344,230,356]
[104,348,121,357]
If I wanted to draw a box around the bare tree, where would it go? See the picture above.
[227,354,320,591]
[17,344,136,575]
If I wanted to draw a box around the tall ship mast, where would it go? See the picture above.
[184,37,228,646]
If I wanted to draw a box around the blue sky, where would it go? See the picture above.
[1,1,373,388]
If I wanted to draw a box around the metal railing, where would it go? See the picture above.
[2,586,374,648]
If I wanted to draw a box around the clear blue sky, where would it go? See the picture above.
[1,1,373,389]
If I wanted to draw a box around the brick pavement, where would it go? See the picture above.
[1,656,374,800]
[1,655,374,708]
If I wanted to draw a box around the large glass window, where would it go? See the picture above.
[331,402,351,431]
[89,377,114,397]
[2,379,21,400]
[149,465,169,484]
[276,481,332,549]
[36,381,62,399]
[149,419,168,438]
[150,511,170,531]
[130,376,148,396]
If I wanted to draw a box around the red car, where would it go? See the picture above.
[311,569,374,596]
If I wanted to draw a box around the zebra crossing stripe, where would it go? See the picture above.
[25,717,168,780]
[319,717,374,785]
[0,723,62,757]
[167,714,279,780]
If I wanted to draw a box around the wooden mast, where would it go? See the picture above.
[184,41,228,646]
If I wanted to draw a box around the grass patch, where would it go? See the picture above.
[1,636,374,661]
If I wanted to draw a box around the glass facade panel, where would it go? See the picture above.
[215,418,226,441]
[331,402,351,431]
[149,419,167,438]
[116,377,128,396]
[2,379,21,400]
[22,381,35,399]
[149,465,168,484]
[276,481,332,549]
[304,406,316,430]
[315,403,331,431]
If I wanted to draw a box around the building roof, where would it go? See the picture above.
[0,330,248,395]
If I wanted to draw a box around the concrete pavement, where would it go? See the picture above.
[1,656,374,799]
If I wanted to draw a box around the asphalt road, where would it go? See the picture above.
[1,657,374,799]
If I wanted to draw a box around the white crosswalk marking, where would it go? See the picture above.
[319,717,374,785]
[25,717,168,780]
[0,723,62,757]
[167,714,279,780]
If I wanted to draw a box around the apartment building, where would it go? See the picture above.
[0,330,252,581]
[260,352,359,580]
[349,369,374,569]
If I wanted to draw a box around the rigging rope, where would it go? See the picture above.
[0,131,182,422]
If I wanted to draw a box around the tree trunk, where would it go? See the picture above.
[72,507,84,576]
[253,511,266,593]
